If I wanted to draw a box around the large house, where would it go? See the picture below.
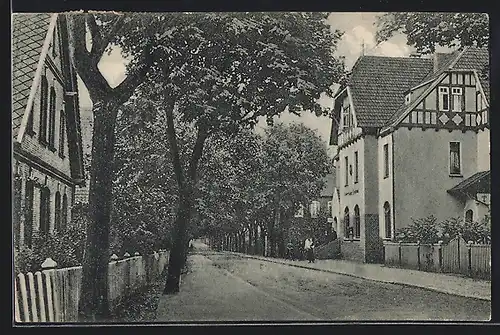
[12,13,84,248]
[329,47,490,263]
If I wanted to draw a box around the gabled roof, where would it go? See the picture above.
[12,13,52,139]
[345,56,433,128]
[447,170,490,196]
[12,13,85,184]
[383,46,490,131]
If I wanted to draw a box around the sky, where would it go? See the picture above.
[77,12,417,147]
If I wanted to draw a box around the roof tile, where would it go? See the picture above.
[347,56,433,127]
[12,13,51,139]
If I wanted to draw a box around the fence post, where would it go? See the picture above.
[417,241,421,270]
[467,241,473,277]
[398,241,402,267]
[41,258,58,322]
[438,240,443,272]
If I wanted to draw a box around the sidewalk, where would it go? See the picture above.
[227,252,491,301]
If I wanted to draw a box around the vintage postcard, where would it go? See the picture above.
[12,12,491,324]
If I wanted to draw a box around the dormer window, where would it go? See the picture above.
[439,87,449,111]
[451,87,463,112]
[342,105,352,131]
[405,93,411,105]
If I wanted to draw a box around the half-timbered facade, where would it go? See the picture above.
[12,13,84,249]
[329,47,490,263]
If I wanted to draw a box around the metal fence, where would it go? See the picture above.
[14,250,169,323]
[384,237,490,280]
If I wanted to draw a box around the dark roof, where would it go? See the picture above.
[320,172,335,197]
[385,46,489,128]
[12,13,52,139]
[421,51,460,83]
[347,56,433,127]
[447,170,490,196]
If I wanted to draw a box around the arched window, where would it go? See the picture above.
[354,205,361,238]
[24,180,35,248]
[39,187,51,235]
[48,87,57,149]
[384,202,392,239]
[465,209,473,223]
[344,207,350,238]
[55,192,61,231]
[62,194,68,230]
[39,75,49,144]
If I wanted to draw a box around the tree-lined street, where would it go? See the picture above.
[156,241,490,322]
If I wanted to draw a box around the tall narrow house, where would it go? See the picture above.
[12,13,85,249]
[330,47,490,263]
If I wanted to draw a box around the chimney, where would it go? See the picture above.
[433,52,448,73]
[433,53,440,73]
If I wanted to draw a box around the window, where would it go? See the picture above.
[333,217,338,233]
[476,91,483,111]
[342,105,351,130]
[345,156,349,186]
[465,209,473,223]
[39,75,49,144]
[62,193,68,230]
[48,87,57,150]
[344,207,350,238]
[354,151,359,183]
[310,201,320,218]
[27,110,34,135]
[52,27,57,58]
[294,204,304,218]
[59,110,65,156]
[55,192,61,231]
[13,178,22,249]
[384,202,392,239]
[451,87,463,112]
[39,187,51,235]
[439,86,449,111]
[354,205,360,238]
[449,142,461,175]
[383,144,389,178]
[24,181,35,248]
[327,201,332,216]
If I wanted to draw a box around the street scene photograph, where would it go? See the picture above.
[12,11,491,324]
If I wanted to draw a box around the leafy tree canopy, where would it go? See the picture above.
[375,12,489,54]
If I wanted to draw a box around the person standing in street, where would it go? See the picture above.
[304,237,315,263]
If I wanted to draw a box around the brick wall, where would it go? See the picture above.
[20,63,72,177]
[14,160,74,247]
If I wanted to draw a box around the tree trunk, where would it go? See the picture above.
[248,224,253,254]
[254,223,259,255]
[260,227,266,256]
[78,100,119,321]
[163,191,192,294]
[162,91,209,294]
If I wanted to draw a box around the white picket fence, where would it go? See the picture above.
[14,250,169,323]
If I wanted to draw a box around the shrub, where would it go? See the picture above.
[396,214,492,245]
[396,216,440,244]
[14,225,86,274]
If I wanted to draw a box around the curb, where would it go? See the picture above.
[222,251,491,302]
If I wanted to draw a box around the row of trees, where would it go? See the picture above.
[66,11,488,320]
